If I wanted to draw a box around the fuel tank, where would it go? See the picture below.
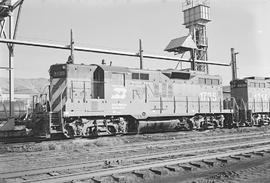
[137,120,181,133]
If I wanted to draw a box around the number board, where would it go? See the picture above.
[50,65,67,78]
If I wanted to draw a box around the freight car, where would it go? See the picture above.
[47,63,233,138]
[230,77,270,126]
[0,101,27,121]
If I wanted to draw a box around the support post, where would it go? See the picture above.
[173,96,176,113]
[139,39,143,69]
[186,96,189,113]
[191,49,195,71]
[67,29,74,64]
[160,97,162,114]
[8,11,14,118]
[144,84,147,103]
[198,96,200,113]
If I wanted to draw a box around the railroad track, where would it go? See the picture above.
[0,135,66,144]
[0,131,268,163]
[0,131,269,172]
[1,137,270,183]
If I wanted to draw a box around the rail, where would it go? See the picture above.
[5,138,270,183]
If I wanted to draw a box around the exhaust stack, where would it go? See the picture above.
[231,48,239,81]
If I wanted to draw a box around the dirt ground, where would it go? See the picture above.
[1,127,268,154]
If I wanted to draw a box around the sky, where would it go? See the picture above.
[0,0,270,85]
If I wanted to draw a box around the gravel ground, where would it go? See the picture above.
[1,127,268,154]
[1,126,270,182]
[153,154,270,183]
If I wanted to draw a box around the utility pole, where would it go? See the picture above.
[67,29,74,64]
[70,29,74,63]
[8,9,14,117]
[139,39,143,69]
[231,48,239,81]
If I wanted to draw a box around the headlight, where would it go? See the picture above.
[63,111,69,116]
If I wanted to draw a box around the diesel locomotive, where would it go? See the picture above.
[47,62,234,138]
[230,77,270,126]
[3,62,270,138]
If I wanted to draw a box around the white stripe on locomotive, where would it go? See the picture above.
[51,80,66,105]
[50,78,67,112]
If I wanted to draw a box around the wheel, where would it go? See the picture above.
[108,125,117,134]
[213,121,218,129]
[63,125,75,138]
[186,119,193,131]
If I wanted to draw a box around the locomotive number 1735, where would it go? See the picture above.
[200,92,217,101]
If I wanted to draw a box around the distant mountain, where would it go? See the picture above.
[0,78,49,94]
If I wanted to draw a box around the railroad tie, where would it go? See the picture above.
[239,153,252,158]
[178,164,193,171]
[216,157,228,163]
[189,162,202,168]
[165,165,178,172]
[111,174,126,182]
[150,167,169,176]
[202,159,215,167]
[149,168,162,175]
[229,155,241,160]
[92,177,103,183]
[252,152,264,156]
[132,170,145,179]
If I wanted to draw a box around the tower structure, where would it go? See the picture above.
[182,0,211,73]
[0,0,24,118]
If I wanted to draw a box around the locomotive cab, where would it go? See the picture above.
[49,63,98,136]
